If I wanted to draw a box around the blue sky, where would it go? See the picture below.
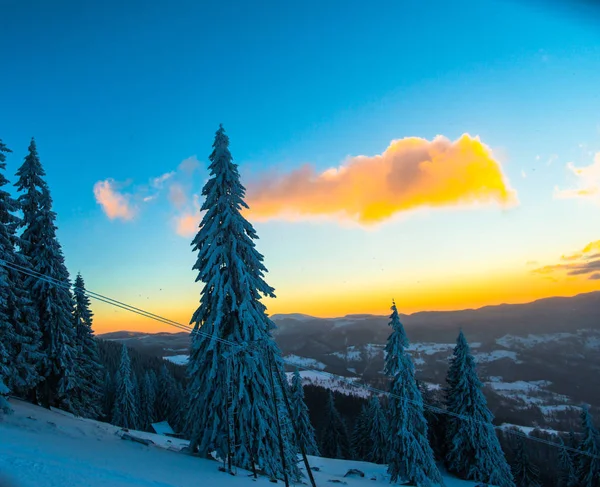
[1,0,600,331]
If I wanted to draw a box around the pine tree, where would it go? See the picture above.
[557,435,578,487]
[418,379,445,460]
[575,406,600,487]
[72,273,103,418]
[157,364,177,423]
[512,436,541,487]
[140,371,156,431]
[14,138,77,409]
[444,330,514,487]
[112,345,138,429]
[351,404,372,460]
[385,301,442,486]
[0,138,42,397]
[185,125,300,480]
[367,396,388,464]
[289,369,320,456]
[320,391,351,459]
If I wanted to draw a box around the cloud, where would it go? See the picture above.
[178,156,201,176]
[526,260,539,266]
[174,194,202,237]
[152,172,175,189]
[554,153,600,204]
[93,179,136,221]
[532,240,600,279]
[245,134,518,225]
[590,273,600,280]
[521,170,527,179]
[168,183,187,209]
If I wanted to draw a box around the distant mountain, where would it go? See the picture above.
[99,291,600,426]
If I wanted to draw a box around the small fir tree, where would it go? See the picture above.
[112,345,138,429]
[289,369,320,456]
[320,391,351,459]
[512,436,541,487]
[444,330,514,487]
[367,396,388,464]
[72,273,103,418]
[351,404,372,461]
[385,301,442,486]
[557,435,578,487]
[575,406,600,487]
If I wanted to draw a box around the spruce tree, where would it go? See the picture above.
[368,396,388,465]
[512,436,541,487]
[320,391,351,459]
[575,406,600,487]
[444,330,514,487]
[418,379,445,460]
[14,138,77,409]
[385,301,442,486]
[289,369,320,456]
[140,371,156,431]
[157,364,176,423]
[0,138,42,397]
[351,404,372,460]
[557,436,578,487]
[72,273,103,418]
[185,125,300,480]
[112,345,138,430]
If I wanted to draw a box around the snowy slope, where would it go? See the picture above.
[0,398,481,487]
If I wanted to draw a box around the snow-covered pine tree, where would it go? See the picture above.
[575,406,600,487]
[157,364,176,423]
[444,330,514,487]
[351,404,372,460]
[384,301,442,486]
[139,371,156,431]
[14,138,77,410]
[72,273,103,419]
[101,369,115,421]
[557,435,578,487]
[289,369,320,456]
[112,345,138,430]
[185,125,299,480]
[511,436,541,487]
[418,379,445,460]
[0,138,42,398]
[367,396,388,465]
[320,390,351,459]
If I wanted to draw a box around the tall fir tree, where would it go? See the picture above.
[384,301,442,487]
[575,406,600,487]
[444,330,514,487]
[72,273,103,418]
[367,396,389,465]
[557,435,578,487]
[320,391,351,459]
[289,369,320,456]
[157,364,177,423]
[112,345,138,430]
[139,371,156,431]
[14,138,77,409]
[351,404,372,460]
[0,138,42,397]
[184,125,299,480]
[418,379,445,460]
[511,436,541,487]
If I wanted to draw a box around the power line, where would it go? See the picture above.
[1,257,598,461]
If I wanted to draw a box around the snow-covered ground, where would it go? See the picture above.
[286,371,371,398]
[474,350,521,363]
[0,399,481,487]
[164,354,189,365]
[283,354,327,370]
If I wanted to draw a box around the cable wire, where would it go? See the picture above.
[0,257,597,460]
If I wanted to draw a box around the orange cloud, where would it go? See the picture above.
[93,179,136,221]
[174,194,202,237]
[245,134,518,225]
[532,240,600,280]
[554,153,600,204]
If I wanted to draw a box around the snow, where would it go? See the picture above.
[474,350,521,363]
[496,333,576,348]
[406,342,456,355]
[489,380,552,392]
[283,354,327,370]
[0,398,482,487]
[286,371,370,398]
[163,354,189,365]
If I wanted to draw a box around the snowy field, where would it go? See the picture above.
[0,399,482,487]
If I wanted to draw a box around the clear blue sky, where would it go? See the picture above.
[1,0,599,331]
